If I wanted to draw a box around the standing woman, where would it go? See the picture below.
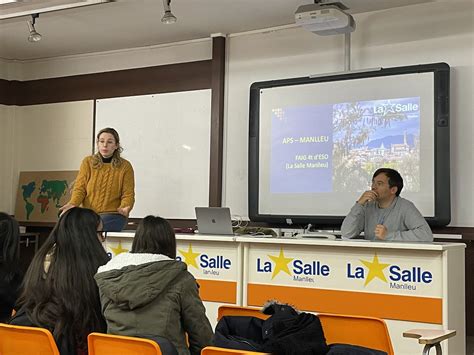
[0,212,21,323]
[61,127,135,232]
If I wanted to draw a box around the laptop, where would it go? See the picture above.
[195,207,234,236]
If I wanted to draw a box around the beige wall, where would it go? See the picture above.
[17,38,212,80]
[0,58,21,80]
[0,105,16,212]
[1,102,94,214]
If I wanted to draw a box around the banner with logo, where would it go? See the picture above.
[246,243,443,325]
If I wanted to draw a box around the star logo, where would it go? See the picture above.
[360,254,390,286]
[268,248,294,279]
[178,244,200,269]
[110,241,128,256]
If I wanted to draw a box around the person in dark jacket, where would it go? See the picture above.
[94,215,213,355]
[10,207,109,355]
[0,212,22,323]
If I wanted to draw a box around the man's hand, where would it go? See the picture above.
[117,206,131,217]
[59,203,76,217]
[374,224,388,240]
[357,190,378,205]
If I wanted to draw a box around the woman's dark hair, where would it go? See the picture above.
[92,127,123,168]
[0,212,20,281]
[373,168,404,196]
[131,216,176,258]
[17,207,109,352]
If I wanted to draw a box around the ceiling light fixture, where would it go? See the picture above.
[161,0,176,24]
[27,13,41,42]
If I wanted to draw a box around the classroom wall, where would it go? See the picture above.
[0,104,16,212]
[0,58,21,80]
[224,1,474,227]
[4,101,95,215]
[18,38,212,80]
[0,0,472,226]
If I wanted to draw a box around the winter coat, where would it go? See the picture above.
[94,253,213,355]
[214,303,387,355]
[214,303,329,355]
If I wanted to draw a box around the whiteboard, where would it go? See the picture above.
[95,90,211,219]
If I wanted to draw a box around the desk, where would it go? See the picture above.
[105,233,465,354]
[238,237,465,355]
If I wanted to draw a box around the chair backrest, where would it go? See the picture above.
[217,306,268,321]
[201,346,268,355]
[217,306,394,355]
[88,332,162,355]
[0,323,60,355]
[318,313,394,355]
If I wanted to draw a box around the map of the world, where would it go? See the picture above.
[15,171,78,222]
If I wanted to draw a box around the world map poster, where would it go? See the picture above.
[15,171,78,223]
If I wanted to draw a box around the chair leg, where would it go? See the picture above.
[422,343,442,355]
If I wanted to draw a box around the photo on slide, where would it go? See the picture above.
[332,97,421,193]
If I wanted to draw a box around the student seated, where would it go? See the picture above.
[0,212,22,323]
[10,207,109,355]
[95,215,213,355]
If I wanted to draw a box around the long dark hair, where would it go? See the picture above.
[17,207,109,352]
[0,212,20,281]
[131,215,176,258]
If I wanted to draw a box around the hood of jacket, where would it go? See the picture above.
[95,252,188,311]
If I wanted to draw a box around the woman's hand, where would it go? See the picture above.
[59,203,76,216]
[117,206,131,217]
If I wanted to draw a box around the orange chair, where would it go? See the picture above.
[88,332,162,355]
[0,323,60,355]
[216,306,458,355]
[318,313,393,355]
[216,306,394,355]
[218,305,268,321]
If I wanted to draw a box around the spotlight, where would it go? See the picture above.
[161,0,177,24]
[27,13,42,42]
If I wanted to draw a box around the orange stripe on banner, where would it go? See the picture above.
[197,279,237,304]
[247,284,442,324]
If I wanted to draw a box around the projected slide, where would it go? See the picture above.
[271,105,333,193]
[270,97,420,194]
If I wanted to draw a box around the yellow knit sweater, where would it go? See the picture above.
[68,156,135,214]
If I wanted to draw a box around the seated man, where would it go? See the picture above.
[341,168,433,242]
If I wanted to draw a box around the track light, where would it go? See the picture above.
[27,13,42,42]
[161,0,177,24]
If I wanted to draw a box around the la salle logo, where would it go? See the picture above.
[257,248,330,282]
[347,254,389,286]
[347,254,433,290]
[177,244,232,274]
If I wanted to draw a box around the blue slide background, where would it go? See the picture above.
[271,105,333,193]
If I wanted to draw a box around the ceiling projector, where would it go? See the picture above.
[295,3,355,35]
